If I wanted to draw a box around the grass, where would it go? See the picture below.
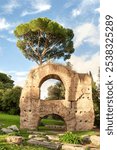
[38,118,65,131]
[0,113,100,149]
[0,113,20,128]
[72,130,99,136]
[59,130,100,144]
[0,143,51,150]
[0,113,52,150]
[40,118,64,126]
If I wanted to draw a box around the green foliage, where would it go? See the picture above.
[40,118,64,126]
[0,72,22,115]
[59,132,82,144]
[0,113,20,128]
[0,73,14,89]
[92,82,100,128]
[0,86,22,115]
[14,17,75,65]
[0,143,50,150]
[85,147,90,150]
[46,81,65,100]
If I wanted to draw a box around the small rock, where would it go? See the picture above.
[62,144,85,150]
[27,139,62,150]
[82,135,91,144]
[6,136,23,144]
[7,125,19,131]
[1,128,13,134]
[90,135,100,146]
[46,135,59,141]
[28,134,38,139]
[33,137,47,141]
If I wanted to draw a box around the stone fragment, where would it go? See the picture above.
[28,134,38,139]
[33,137,47,141]
[90,135,100,146]
[1,128,13,134]
[7,125,19,131]
[82,135,91,144]
[6,136,23,144]
[46,135,59,141]
[62,144,85,150]
[27,139,62,150]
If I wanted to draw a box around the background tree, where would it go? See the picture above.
[0,72,14,89]
[92,82,100,128]
[46,81,65,100]
[14,17,74,65]
[1,86,22,115]
[0,72,22,115]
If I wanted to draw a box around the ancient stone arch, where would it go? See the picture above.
[20,63,95,131]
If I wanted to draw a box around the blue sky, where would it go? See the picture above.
[0,0,100,91]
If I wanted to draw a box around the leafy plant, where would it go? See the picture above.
[59,132,82,144]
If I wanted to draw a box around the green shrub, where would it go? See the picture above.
[59,132,82,144]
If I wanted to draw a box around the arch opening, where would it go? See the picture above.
[38,114,66,131]
[39,74,65,100]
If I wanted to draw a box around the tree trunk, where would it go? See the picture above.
[39,57,43,65]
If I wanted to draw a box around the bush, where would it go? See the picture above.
[59,132,82,144]
[0,86,22,115]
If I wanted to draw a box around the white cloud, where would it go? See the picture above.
[2,0,20,14]
[73,23,100,48]
[21,0,51,16]
[0,18,10,30]
[0,18,20,32]
[8,30,14,34]
[0,47,3,56]
[64,0,78,8]
[0,34,16,43]
[71,0,99,17]
[6,38,16,43]
[69,52,99,82]
[0,70,28,87]
[95,7,100,13]
[7,71,28,87]
[72,9,80,17]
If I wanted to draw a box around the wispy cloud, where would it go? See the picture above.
[69,52,99,82]
[72,9,80,17]
[0,47,3,56]
[64,0,77,8]
[95,7,100,13]
[71,0,99,17]
[2,0,20,14]
[0,34,16,43]
[6,71,28,87]
[0,17,22,32]
[0,18,10,30]
[73,22,99,48]
[21,0,51,16]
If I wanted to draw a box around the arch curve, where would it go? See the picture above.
[39,74,63,88]
[39,113,67,131]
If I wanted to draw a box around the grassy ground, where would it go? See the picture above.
[0,113,51,150]
[0,113,100,149]
[40,118,64,126]
[0,113,20,128]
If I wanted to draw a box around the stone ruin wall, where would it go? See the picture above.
[20,63,95,131]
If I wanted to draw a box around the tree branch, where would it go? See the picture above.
[41,38,49,58]
[27,41,42,64]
